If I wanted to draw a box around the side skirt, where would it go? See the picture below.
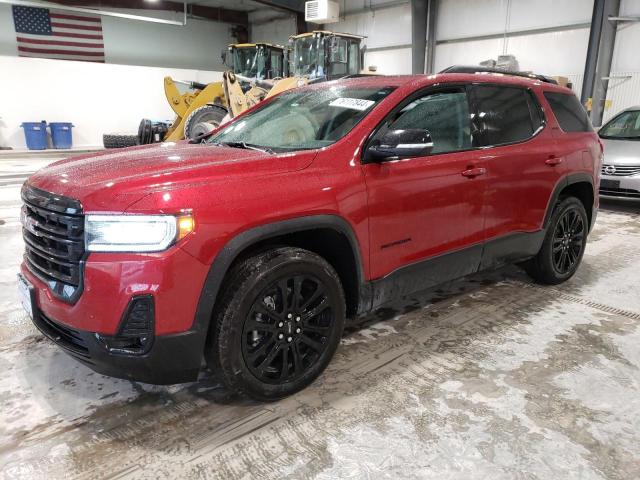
[365,231,545,312]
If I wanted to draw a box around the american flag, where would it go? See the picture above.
[12,5,105,63]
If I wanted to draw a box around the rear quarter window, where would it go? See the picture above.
[471,84,543,146]
[543,91,593,132]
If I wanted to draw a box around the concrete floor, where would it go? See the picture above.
[2,155,640,479]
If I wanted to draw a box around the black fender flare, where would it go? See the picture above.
[189,214,366,347]
[542,172,595,230]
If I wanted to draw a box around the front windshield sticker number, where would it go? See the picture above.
[329,98,376,111]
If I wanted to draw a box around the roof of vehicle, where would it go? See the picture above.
[439,65,558,84]
[302,72,575,94]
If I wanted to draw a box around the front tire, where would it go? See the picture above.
[525,196,588,285]
[207,247,345,401]
[183,104,227,140]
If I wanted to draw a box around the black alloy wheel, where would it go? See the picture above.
[524,196,589,285]
[551,207,585,275]
[208,247,345,400]
[242,274,335,384]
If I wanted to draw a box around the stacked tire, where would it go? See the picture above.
[102,134,139,149]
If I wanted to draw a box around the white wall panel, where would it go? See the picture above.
[249,11,296,46]
[620,0,640,15]
[603,72,640,123]
[101,10,232,70]
[437,0,592,41]
[564,73,584,99]
[434,38,503,72]
[611,23,640,72]
[365,47,412,75]
[330,4,411,49]
[507,0,592,32]
[0,55,222,149]
[435,27,589,75]
[437,0,509,39]
[0,4,17,57]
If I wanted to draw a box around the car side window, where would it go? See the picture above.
[375,90,472,155]
[472,85,540,146]
[543,91,593,132]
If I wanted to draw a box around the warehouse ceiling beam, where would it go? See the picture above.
[250,0,305,13]
[49,0,249,25]
[0,0,188,25]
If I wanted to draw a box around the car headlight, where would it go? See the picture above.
[85,214,194,252]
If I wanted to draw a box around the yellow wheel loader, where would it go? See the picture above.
[165,42,287,141]
[104,43,287,148]
[222,31,366,121]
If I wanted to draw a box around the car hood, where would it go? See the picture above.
[27,141,317,211]
[602,138,640,164]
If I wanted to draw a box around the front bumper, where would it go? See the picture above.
[30,298,204,384]
[21,245,212,384]
[599,174,640,199]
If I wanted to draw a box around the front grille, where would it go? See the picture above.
[21,185,85,303]
[601,164,640,177]
[599,187,640,198]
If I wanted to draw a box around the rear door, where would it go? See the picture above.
[363,85,488,283]
[469,83,561,267]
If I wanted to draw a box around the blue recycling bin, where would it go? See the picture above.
[49,122,74,149]
[21,121,48,150]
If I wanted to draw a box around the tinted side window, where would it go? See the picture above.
[472,85,537,146]
[382,90,472,154]
[543,91,593,132]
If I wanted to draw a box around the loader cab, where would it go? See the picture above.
[225,43,287,80]
[290,31,364,81]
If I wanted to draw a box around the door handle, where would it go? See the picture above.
[545,156,563,166]
[461,167,486,178]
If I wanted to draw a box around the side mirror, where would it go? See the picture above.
[365,129,434,162]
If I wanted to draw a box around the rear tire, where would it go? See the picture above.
[102,134,139,149]
[206,247,345,401]
[524,196,588,285]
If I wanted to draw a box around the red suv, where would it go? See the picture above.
[19,72,601,400]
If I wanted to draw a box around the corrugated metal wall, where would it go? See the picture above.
[602,72,640,122]
[562,72,640,123]
[329,0,640,117]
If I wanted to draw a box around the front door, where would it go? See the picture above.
[362,86,488,298]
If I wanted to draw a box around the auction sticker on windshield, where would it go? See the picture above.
[329,98,375,111]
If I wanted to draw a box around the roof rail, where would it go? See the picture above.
[439,65,558,85]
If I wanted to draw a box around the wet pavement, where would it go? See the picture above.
[1,156,640,479]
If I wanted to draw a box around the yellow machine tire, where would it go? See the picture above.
[183,104,228,140]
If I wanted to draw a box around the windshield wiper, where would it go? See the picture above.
[188,131,214,144]
[220,141,274,154]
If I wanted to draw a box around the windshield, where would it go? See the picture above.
[599,110,640,140]
[209,86,395,151]
[293,36,325,79]
[232,47,265,79]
